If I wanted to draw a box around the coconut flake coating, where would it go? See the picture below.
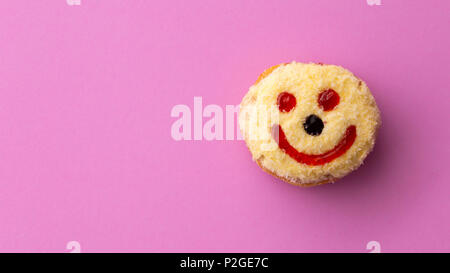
[239,62,380,186]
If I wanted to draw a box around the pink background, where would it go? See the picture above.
[0,0,449,253]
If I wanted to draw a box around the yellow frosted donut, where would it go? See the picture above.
[239,62,381,187]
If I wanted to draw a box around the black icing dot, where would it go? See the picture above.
[303,115,324,136]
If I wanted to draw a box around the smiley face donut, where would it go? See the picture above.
[239,62,380,187]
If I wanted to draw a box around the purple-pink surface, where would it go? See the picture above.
[0,0,449,252]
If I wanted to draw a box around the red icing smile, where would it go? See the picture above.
[272,124,357,166]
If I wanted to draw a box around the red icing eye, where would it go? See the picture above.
[277,92,296,112]
[318,89,340,111]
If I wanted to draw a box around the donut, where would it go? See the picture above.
[239,62,381,187]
